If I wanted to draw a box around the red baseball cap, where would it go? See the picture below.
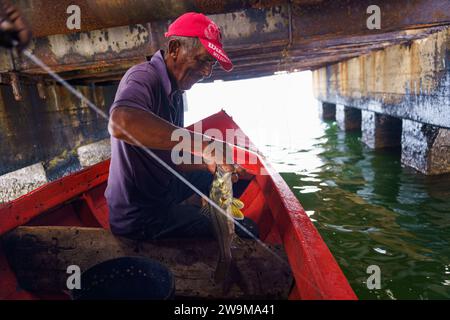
[164,12,233,72]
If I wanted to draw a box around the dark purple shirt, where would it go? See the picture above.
[105,50,184,235]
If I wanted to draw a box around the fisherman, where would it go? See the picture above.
[0,0,32,51]
[106,13,255,240]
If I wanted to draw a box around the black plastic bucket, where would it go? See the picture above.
[71,256,175,300]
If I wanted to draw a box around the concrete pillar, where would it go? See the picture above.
[401,119,450,175]
[0,163,48,203]
[336,104,361,131]
[362,111,402,149]
[318,101,336,121]
[77,139,111,168]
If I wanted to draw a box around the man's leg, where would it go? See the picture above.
[151,203,214,239]
[139,171,259,240]
[170,170,213,204]
[146,170,214,239]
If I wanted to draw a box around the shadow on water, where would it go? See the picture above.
[272,120,450,299]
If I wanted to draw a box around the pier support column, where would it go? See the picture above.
[336,104,361,131]
[318,101,336,121]
[362,111,402,149]
[77,139,111,168]
[401,119,450,175]
[0,163,48,203]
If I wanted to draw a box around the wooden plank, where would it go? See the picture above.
[2,226,293,299]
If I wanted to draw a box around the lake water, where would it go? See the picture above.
[186,71,450,299]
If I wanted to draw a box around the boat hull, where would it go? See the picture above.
[0,110,357,300]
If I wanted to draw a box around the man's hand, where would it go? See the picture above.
[202,139,235,175]
[201,140,254,182]
[0,0,32,51]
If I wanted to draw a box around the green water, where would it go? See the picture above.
[270,121,450,300]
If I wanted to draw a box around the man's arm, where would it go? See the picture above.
[109,106,205,151]
[109,106,218,172]
[109,106,252,178]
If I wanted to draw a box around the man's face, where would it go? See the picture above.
[169,41,217,90]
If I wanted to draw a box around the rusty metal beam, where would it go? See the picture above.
[291,0,450,39]
[13,0,291,37]
[2,0,449,83]
[16,21,444,83]
[11,0,449,38]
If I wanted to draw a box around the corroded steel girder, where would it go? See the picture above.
[2,0,449,82]
[13,0,293,37]
[9,0,448,38]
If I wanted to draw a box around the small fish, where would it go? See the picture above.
[201,165,247,293]
[208,165,235,282]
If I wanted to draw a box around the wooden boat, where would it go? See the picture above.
[0,110,357,300]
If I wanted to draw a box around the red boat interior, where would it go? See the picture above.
[0,111,357,300]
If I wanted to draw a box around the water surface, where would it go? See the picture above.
[269,122,450,299]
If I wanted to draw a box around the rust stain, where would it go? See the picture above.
[359,55,366,97]
[0,87,13,141]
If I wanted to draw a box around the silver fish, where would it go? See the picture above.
[208,165,235,284]
[201,165,249,294]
